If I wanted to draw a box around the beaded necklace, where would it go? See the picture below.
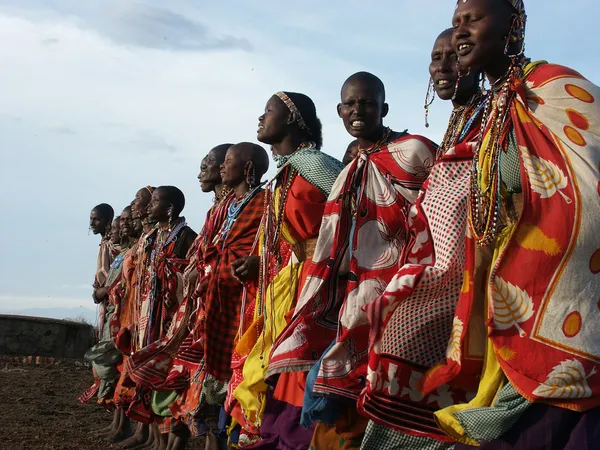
[468,60,526,247]
[254,142,312,367]
[439,91,486,152]
[358,127,393,154]
[216,185,263,246]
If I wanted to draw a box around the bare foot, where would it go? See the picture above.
[93,408,120,437]
[109,411,133,443]
[166,426,190,450]
[120,422,150,449]
[157,432,168,450]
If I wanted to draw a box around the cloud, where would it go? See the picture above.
[90,2,252,52]
[51,125,76,135]
[41,37,58,45]
[130,131,178,154]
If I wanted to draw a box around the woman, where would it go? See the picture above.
[89,203,116,294]
[80,204,117,406]
[357,29,484,449]
[229,92,343,448]
[425,1,600,448]
[113,187,160,450]
[124,186,196,450]
[84,209,135,442]
[187,142,269,450]
[124,146,235,450]
[266,72,437,449]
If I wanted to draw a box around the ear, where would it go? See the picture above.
[382,103,389,118]
[287,111,296,125]
[337,103,343,118]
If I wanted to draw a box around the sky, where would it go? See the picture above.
[0,0,598,322]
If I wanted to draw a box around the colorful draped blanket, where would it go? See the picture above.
[423,63,600,414]
[357,128,480,440]
[267,134,437,405]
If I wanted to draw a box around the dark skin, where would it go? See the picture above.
[89,208,111,236]
[452,0,517,85]
[338,74,398,149]
[430,29,479,106]
[200,145,229,199]
[93,218,121,303]
[343,140,359,166]
[219,145,254,200]
[257,95,305,157]
[147,189,173,225]
[222,144,262,284]
[131,187,154,233]
[120,207,134,245]
[147,188,196,251]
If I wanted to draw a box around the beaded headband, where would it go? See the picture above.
[506,0,525,15]
[457,0,525,15]
[275,91,312,135]
[145,186,154,194]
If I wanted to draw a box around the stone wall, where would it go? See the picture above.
[0,315,96,359]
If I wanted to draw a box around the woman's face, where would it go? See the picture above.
[257,95,290,151]
[452,0,512,72]
[131,188,151,220]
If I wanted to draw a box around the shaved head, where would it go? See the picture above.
[341,72,386,102]
[210,143,233,165]
[230,142,270,181]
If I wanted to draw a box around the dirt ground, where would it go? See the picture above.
[0,357,205,450]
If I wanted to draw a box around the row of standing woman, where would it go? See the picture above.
[84,0,600,448]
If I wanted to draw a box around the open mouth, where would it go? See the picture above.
[350,120,365,129]
[456,42,473,56]
[257,124,264,133]
[436,79,455,89]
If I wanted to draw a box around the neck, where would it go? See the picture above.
[452,84,479,108]
[158,216,179,229]
[485,55,512,85]
[142,218,154,233]
[214,183,225,200]
[271,133,304,157]
[233,182,251,200]
[358,125,385,150]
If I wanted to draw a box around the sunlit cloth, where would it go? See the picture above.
[204,189,265,382]
[356,120,483,442]
[266,134,436,430]
[423,62,600,417]
[124,218,196,422]
[419,62,600,446]
[120,195,233,428]
[232,166,335,444]
[113,239,148,409]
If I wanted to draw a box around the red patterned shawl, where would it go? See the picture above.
[203,191,265,382]
[357,127,480,439]
[267,134,436,401]
[422,63,600,412]
[125,221,196,392]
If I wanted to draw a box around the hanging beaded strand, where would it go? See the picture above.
[424,77,435,128]
[468,61,524,247]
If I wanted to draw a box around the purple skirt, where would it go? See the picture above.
[246,389,315,450]
[455,403,600,450]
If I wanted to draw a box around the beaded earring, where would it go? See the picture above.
[424,77,435,128]
[504,14,526,57]
[246,163,256,188]
[167,206,174,232]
